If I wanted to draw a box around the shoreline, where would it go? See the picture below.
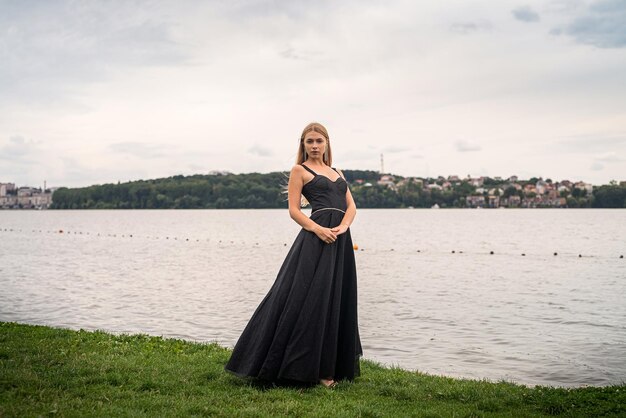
[1,321,624,417]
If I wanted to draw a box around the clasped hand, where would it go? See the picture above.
[314,224,348,244]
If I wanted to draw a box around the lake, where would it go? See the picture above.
[1,209,624,387]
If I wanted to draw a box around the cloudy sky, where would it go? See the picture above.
[1,0,625,188]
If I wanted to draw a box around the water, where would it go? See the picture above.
[1,209,624,387]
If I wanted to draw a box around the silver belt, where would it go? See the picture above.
[311,207,346,215]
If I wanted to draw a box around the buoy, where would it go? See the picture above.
[578,254,582,258]
[489,251,494,255]
[451,250,455,254]
[353,244,358,250]
[521,253,526,256]
[620,255,624,259]
[417,250,420,252]
[59,230,63,233]
[554,252,558,256]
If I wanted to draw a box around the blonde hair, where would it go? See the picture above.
[292,122,333,207]
[296,122,332,166]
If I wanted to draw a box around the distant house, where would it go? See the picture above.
[487,195,500,208]
[470,177,484,187]
[377,175,397,191]
[504,183,522,191]
[397,177,424,188]
[574,181,593,194]
[523,184,537,195]
[503,195,521,207]
[535,180,548,195]
[508,175,518,182]
[0,183,16,197]
[466,195,485,208]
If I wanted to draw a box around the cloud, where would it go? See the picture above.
[552,0,626,48]
[0,2,191,108]
[554,134,626,153]
[455,139,482,152]
[590,161,604,171]
[450,20,493,34]
[382,145,411,153]
[0,136,40,161]
[512,6,540,22]
[108,142,169,159]
[248,144,273,157]
[594,151,623,162]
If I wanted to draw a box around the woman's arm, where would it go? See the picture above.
[288,165,338,243]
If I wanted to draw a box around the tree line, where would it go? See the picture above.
[50,171,626,209]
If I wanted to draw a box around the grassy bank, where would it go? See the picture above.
[0,322,623,417]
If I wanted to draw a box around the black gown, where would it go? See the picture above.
[224,164,363,383]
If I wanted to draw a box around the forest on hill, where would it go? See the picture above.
[49,170,626,209]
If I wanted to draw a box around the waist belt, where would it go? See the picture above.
[311,207,346,215]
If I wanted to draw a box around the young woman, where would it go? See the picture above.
[224,122,362,388]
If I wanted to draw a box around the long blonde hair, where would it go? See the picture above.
[291,122,333,207]
[296,122,332,166]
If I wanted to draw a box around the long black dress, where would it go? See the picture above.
[224,164,363,383]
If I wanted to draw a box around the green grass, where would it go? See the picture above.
[0,322,623,417]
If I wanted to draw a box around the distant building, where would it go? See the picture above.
[469,177,484,187]
[466,195,485,208]
[487,195,500,208]
[574,181,593,194]
[0,183,53,209]
[0,183,15,197]
[535,180,548,195]
[377,175,397,190]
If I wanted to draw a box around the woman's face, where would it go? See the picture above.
[303,130,326,160]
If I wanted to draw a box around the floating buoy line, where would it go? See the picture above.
[1,227,623,260]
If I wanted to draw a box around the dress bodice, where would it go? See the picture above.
[301,164,348,213]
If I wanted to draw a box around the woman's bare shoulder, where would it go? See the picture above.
[290,164,305,174]
[289,164,307,180]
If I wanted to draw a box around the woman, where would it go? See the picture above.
[224,122,362,388]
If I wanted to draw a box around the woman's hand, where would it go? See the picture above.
[313,225,337,244]
[330,224,349,236]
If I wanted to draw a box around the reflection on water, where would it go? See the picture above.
[1,209,625,387]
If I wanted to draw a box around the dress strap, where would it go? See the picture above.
[301,164,317,176]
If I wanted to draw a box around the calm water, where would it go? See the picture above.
[1,209,625,387]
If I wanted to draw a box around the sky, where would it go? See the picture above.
[1,0,625,188]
